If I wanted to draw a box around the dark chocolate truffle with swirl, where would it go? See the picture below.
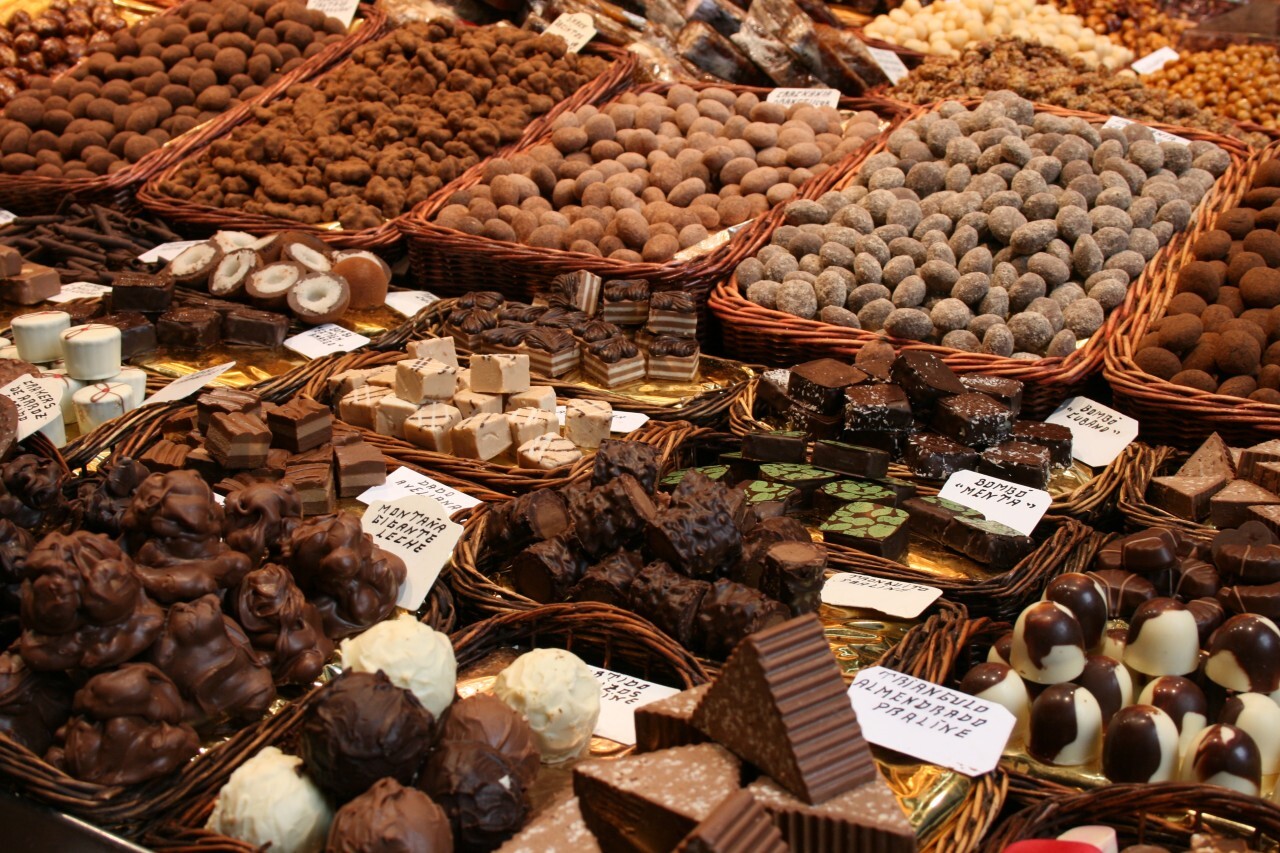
[438,693,541,789]
[327,777,453,853]
[479,324,535,350]
[650,291,696,313]
[522,326,577,358]
[19,531,164,672]
[446,307,497,336]
[648,335,699,358]
[47,663,198,786]
[150,593,276,723]
[574,319,622,343]
[0,454,66,533]
[223,481,302,567]
[586,335,639,363]
[420,739,529,850]
[76,455,149,537]
[231,563,332,686]
[301,670,434,803]
[0,650,70,754]
[287,512,406,639]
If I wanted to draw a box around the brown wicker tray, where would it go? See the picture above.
[709,100,1255,419]
[398,82,917,338]
[0,2,389,217]
[1105,140,1280,448]
[1116,441,1218,543]
[728,376,1139,523]
[134,41,636,255]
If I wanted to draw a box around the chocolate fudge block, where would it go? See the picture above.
[761,540,826,614]
[904,496,982,542]
[758,463,837,505]
[334,442,385,497]
[1147,475,1228,522]
[819,501,909,560]
[741,430,808,463]
[788,403,843,440]
[810,440,889,479]
[746,775,916,853]
[157,307,220,349]
[960,374,1023,415]
[890,351,964,408]
[110,271,173,313]
[843,428,909,457]
[266,397,333,453]
[661,466,729,491]
[634,685,711,753]
[223,307,289,348]
[691,614,877,804]
[719,452,758,483]
[97,312,157,359]
[978,441,1052,489]
[283,461,335,515]
[629,561,711,647]
[694,578,790,659]
[843,384,912,431]
[874,476,918,502]
[1210,480,1280,529]
[1250,504,1280,537]
[757,369,792,414]
[1238,439,1280,483]
[206,411,271,469]
[677,788,788,853]
[2,262,59,304]
[904,433,978,481]
[1178,433,1236,480]
[788,359,868,415]
[568,550,643,606]
[814,480,900,515]
[197,388,262,431]
[511,536,587,603]
[139,439,189,473]
[945,516,1034,570]
[733,517,813,590]
[932,392,1014,449]
[1011,421,1073,467]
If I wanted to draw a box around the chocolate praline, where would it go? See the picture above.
[437,693,540,789]
[958,662,1029,736]
[1103,704,1178,784]
[1181,724,1261,795]
[1073,655,1133,725]
[1028,682,1102,766]
[1042,572,1108,649]
[1010,601,1087,685]
[420,739,529,850]
[327,777,453,853]
[1123,598,1201,677]
[1204,613,1280,693]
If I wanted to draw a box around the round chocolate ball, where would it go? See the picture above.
[1103,704,1179,784]
[326,777,453,853]
[1124,598,1200,677]
[1042,573,1107,649]
[1180,724,1262,795]
[420,739,529,850]
[1028,683,1102,766]
[1205,613,1280,694]
[438,693,540,790]
[1010,601,1087,685]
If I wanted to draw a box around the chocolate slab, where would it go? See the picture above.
[223,307,289,348]
[960,374,1023,415]
[904,433,978,481]
[761,540,826,614]
[787,403,843,440]
[931,392,1014,449]
[843,384,912,432]
[1011,421,1073,467]
[945,516,1034,571]
[890,351,964,408]
[157,307,220,349]
[741,430,808,463]
[904,496,981,543]
[96,311,156,359]
[978,441,1052,489]
[1148,475,1228,522]
[676,788,788,853]
[811,440,890,479]
[109,272,173,314]
[1211,480,1280,529]
[814,480,900,515]
[788,359,868,414]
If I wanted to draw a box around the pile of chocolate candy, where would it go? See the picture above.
[1146,432,1280,530]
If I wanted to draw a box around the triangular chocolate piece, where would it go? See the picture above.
[1239,439,1280,482]
[573,743,742,853]
[1210,479,1280,529]
[690,614,876,804]
[747,775,916,853]
[1251,504,1280,537]
[634,684,710,753]
[676,788,788,853]
[1178,433,1236,480]
[1147,475,1227,522]
[497,794,601,853]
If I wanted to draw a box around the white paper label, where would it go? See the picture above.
[588,667,679,746]
[137,240,204,264]
[1044,395,1139,468]
[867,47,909,84]
[357,465,481,514]
[938,470,1050,536]
[47,281,112,303]
[1131,46,1179,74]
[554,405,649,434]
[848,666,1015,776]
[145,361,236,406]
[362,495,464,610]
[544,13,596,52]
[1101,115,1189,146]
[307,0,358,26]
[821,573,942,618]
[0,209,15,226]
[384,290,440,318]
[284,324,370,359]
[766,88,841,108]
[0,375,63,440]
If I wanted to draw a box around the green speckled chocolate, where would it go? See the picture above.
[814,480,897,515]
[738,479,799,505]
[876,477,918,501]
[661,465,728,490]
[759,463,836,484]
[904,495,982,544]
[819,501,909,560]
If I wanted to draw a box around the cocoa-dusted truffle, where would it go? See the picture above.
[420,739,529,850]
[0,650,69,754]
[438,693,541,790]
[287,512,406,639]
[223,481,302,567]
[150,593,276,723]
[231,563,332,686]
[48,663,198,786]
[327,778,453,853]
[76,455,149,537]
[1134,347,1181,380]
[302,670,435,804]
[19,531,164,672]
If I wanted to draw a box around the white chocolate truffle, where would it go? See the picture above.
[1205,613,1280,694]
[60,323,121,381]
[339,613,456,719]
[492,648,601,763]
[1180,724,1262,795]
[1219,693,1280,775]
[207,747,331,853]
[72,381,134,433]
[1027,683,1102,766]
[11,310,70,363]
[1010,601,1087,685]
[1123,598,1200,677]
[1102,705,1179,784]
[958,662,1029,743]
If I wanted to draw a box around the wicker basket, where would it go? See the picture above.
[709,101,1255,419]
[0,2,389,217]
[1116,442,1219,543]
[983,783,1280,853]
[135,42,636,255]
[1105,140,1280,448]
[398,82,917,338]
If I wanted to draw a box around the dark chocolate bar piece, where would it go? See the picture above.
[266,397,333,454]
[904,495,981,542]
[511,536,586,603]
[890,351,964,408]
[694,578,790,659]
[761,540,826,614]
[719,452,759,484]
[757,368,792,415]
[905,433,978,481]
[110,271,173,314]
[874,477,918,502]
[758,463,837,505]
[592,440,660,494]
[157,307,221,349]
[662,466,729,491]
[959,374,1024,415]
[97,311,157,359]
[629,560,712,647]
[819,501,909,560]
[810,440,889,479]
[945,516,1034,571]
[1012,421,1073,467]
[569,550,643,607]
[741,430,808,463]
[814,479,899,515]
[843,384,912,431]
[788,403,843,440]
[1238,439,1280,483]
[789,359,868,415]
[978,441,1051,489]
[737,480,799,514]
[733,516,812,589]
[931,392,1013,449]
[843,428,909,457]
[223,307,289,348]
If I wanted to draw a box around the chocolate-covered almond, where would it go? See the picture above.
[1180,724,1261,795]
[1205,613,1280,693]
[1043,573,1107,649]
[1103,704,1179,784]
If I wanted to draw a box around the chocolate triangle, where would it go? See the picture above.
[1147,475,1227,522]
[496,794,601,853]
[676,788,788,853]
[1211,479,1280,528]
[747,775,916,853]
[1240,439,1280,482]
[573,743,742,853]
[690,613,876,804]
[1178,433,1236,480]
[634,684,710,753]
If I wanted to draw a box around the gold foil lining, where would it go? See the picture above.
[557,355,754,410]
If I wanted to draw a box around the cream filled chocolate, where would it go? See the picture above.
[1137,676,1209,758]
[958,662,1029,741]
[1103,705,1179,784]
[1123,598,1201,677]
[1205,613,1280,693]
[1010,601,1087,685]
[1181,724,1262,795]
[1042,573,1108,650]
[1219,693,1280,775]
[1028,683,1103,766]
[1073,655,1133,725]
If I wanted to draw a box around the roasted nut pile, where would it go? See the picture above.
[0,1,127,103]
[157,20,609,230]
[1050,0,1191,56]
[736,91,1229,357]
[1146,44,1280,130]
[891,39,1265,146]
[864,0,1134,69]
[1134,157,1280,400]
[0,0,347,179]
[432,86,882,264]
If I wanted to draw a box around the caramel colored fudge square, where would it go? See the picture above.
[374,394,419,437]
[508,385,556,411]
[472,353,531,395]
[452,413,512,461]
[395,357,457,403]
[507,406,559,445]
[454,388,503,418]
[404,403,462,453]
[407,337,459,367]
[338,386,392,429]
[565,399,612,449]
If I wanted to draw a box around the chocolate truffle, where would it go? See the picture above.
[339,613,456,718]
[1138,675,1209,758]
[207,747,332,853]
[1219,692,1280,775]
[439,693,541,790]
[1073,655,1133,725]
[1123,598,1201,677]
[1204,613,1280,693]
[492,648,601,763]
[1086,569,1156,617]
[958,662,1030,741]
[327,777,453,853]
[1180,724,1261,795]
[302,670,435,803]
[1010,601,1087,685]
[0,454,66,533]
[231,563,332,686]
[1042,573,1108,650]
[1028,683,1103,766]
[421,739,529,850]
[1102,705,1179,784]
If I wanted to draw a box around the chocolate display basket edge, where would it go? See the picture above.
[396,82,921,342]
[1104,140,1280,449]
[728,374,1146,524]
[0,1,391,217]
[1115,442,1220,544]
[707,98,1256,420]
[132,38,638,255]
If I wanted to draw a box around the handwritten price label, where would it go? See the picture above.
[867,47,909,84]
[821,573,942,618]
[1131,46,1179,75]
[306,0,358,26]
[357,465,481,514]
[384,290,440,318]
[0,374,63,440]
[1102,115,1189,146]
[938,470,1049,536]
[1045,396,1139,468]
[766,88,840,108]
[588,667,679,746]
[145,361,236,406]
[284,324,370,359]
[362,495,464,610]
[137,240,204,264]
[544,13,596,52]
[47,281,112,303]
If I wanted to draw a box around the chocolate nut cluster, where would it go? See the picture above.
[0,1,127,103]
[738,90,1228,358]
[1134,157,1280,401]
[433,85,882,264]
[0,0,348,180]
[157,20,609,230]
